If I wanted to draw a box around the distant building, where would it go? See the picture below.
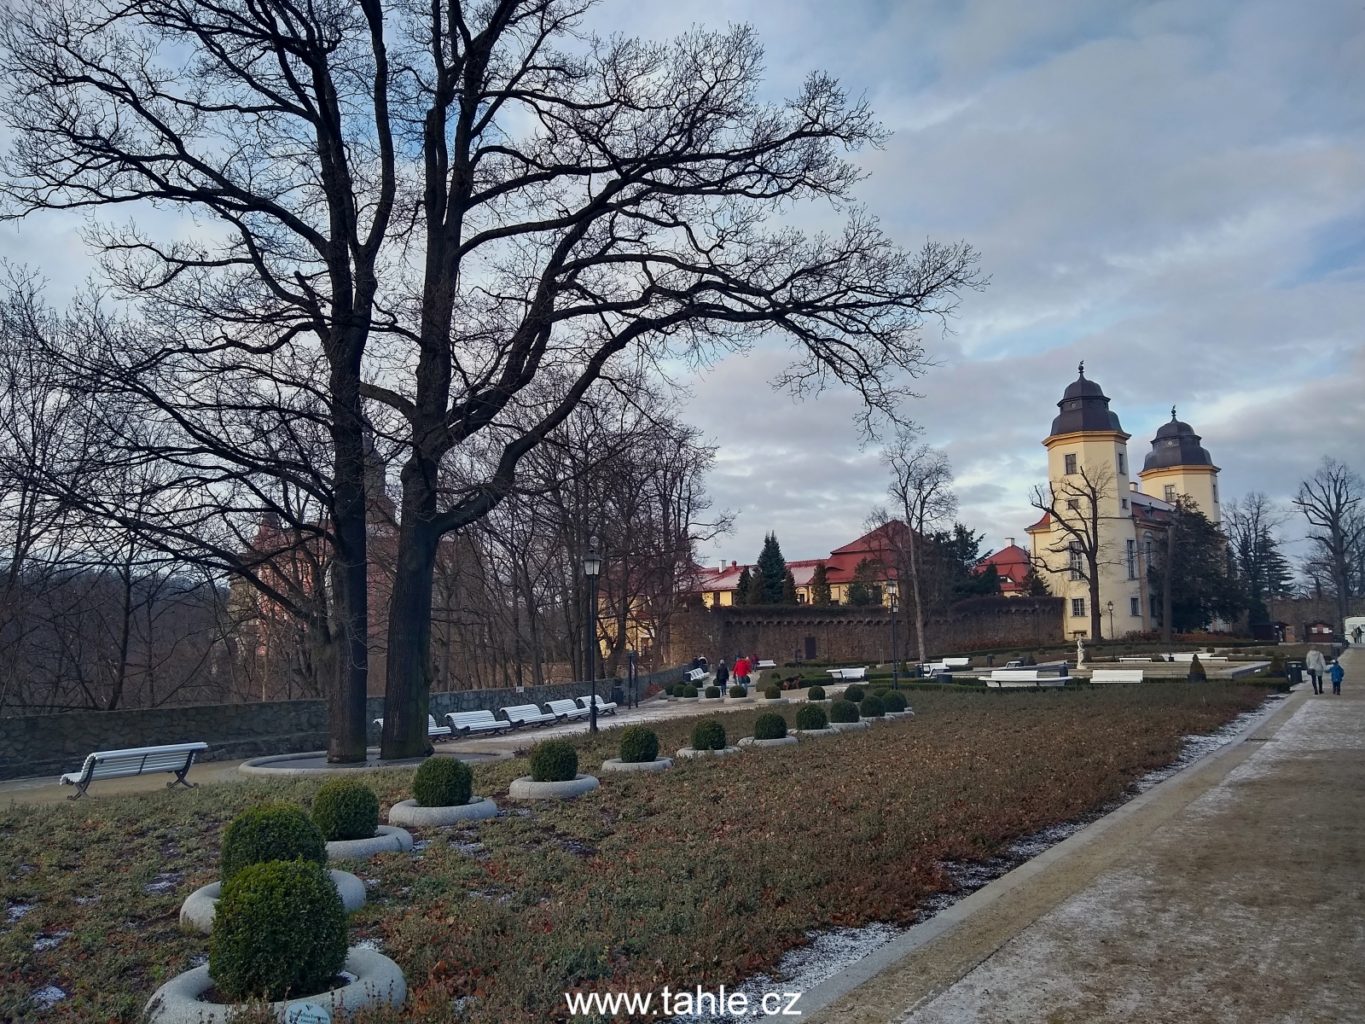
[975,538,1031,596]
[1025,365,1222,639]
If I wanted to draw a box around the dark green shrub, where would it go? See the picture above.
[529,739,578,781]
[209,860,346,1001]
[769,671,782,682]
[618,726,659,764]
[728,685,747,698]
[220,803,326,883]
[311,778,379,842]
[844,684,865,702]
[412,757,473,807]
[682,685,699,698]
[807,685,826,701]
[1269,653,1286,677]
[860,694,886,718]
[691,719,727,750]
[764,685,781,699]
[882,690,909,713]
[704,685,721,698]
[1188,655,1207,682]
[829,699,860,723]
[795,704,828,730]
[753,713,788,740]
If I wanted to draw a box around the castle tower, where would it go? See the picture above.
[1137,407,1221,523]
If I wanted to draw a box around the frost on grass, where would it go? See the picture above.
[32,931,71,952]
[7,901,34,922]
[31,985,67,1009]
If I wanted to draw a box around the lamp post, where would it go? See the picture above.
[886,578,899,690]
[1106,600,1114,641]
[583,535,602,734]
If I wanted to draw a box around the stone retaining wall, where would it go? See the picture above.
[0,666,683,781]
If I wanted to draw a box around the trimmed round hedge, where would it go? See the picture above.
[764,685,781,699]
[704,685,721,698]
[413,756,473,807]
[311,779,379,842]
[220,803,326,884]
[860,694,886,718]
[682,685,699,698]
[882,690,909,713]
[208,860,346,1001]
[795,704,828,730]
[807,685,826,701]
[728,685,747,698]
[843,684,866,703]
[753,712,788,740]
[530,739,579,782]
[691,719,727,751]
[619,726,660,764]
[829,698,860,723]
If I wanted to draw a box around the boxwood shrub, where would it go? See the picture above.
[764,685,781,699]
[704,685,721,698]
[829,698,860,723]
[807,685,826,701]
[753,712,788,740]
[618,726,660,764]
[795,704,829,730]
[221,803,326,883]
[843,684,866,703]
[209,860,346,1001]
[413,756,473,807]
[860,694,886,718]
[311,778,379,842]
[682,685,699,698]
[529,739,579,781]
[691,719,727,751]
[728,685,747,698]
[882,690,909,713]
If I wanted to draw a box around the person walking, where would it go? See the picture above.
[715,660,730,690]
[1329,659,1344,695]
[1305,648,1328,694]
[733,654,751,689]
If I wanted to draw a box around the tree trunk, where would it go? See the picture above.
[908,536,927,665]
[326,396,369,763]
[381,514,439,760]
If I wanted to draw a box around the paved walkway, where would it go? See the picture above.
[805,646,1364,1024]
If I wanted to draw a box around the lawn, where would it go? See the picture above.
[0,684,1270,1022]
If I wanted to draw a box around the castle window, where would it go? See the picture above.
[1130,596,1141,617]
[1068,544,1083,580]
[1064,453,1077,475]
[1067,498,1079,511]
[1126,539,1136,579]
[1212,481,1218,503]
[1117,452,1126,475]
[1121,498,1129,510]
[1164,484,1177,502]
[1071,598,1086,618]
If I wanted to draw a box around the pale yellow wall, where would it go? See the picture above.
[1138,465,1221,524]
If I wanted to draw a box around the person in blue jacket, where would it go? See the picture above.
[1328,659,1345,695]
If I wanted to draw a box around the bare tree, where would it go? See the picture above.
[1,1,982,759]
[881,432,955,664]
[1030,463,1117,641]
[1294,458,1365,633]
[1224,492,1292,623]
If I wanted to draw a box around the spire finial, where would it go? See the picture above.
[1171,404,1177,421]
[1078,360,1085,378]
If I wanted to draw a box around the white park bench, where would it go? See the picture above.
[500,703,557,728]
[59,741,209,800]
[941,657,971,669]
[577,695,618,716]
[1090,669,1145,684]
[545,698,590,721]
[922,662,949,675]
[686,668,708,685]
[756,659,778,670]
[826,667,868,681]
[373,715,452,741]
[986,669,1072,689]
[1118,656,1152,663]
[445,710,511,735]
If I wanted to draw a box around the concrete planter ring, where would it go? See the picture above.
[830,721,871,733]
[884,710,915,719]
[180,870,365,934]
[601,757,673,774]
[761,697,790,705]
[145,945,405,1024]
[326,825,414,861]
[388,797,498,827]
[737,736,798,749]
[509,774,600,800]
[726,696,754,704]
[796,728,837,739]
[675,746,741,759]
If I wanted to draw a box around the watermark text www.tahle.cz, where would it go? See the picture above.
[564,985,803,1017]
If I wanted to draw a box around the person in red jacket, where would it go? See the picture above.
[733,655,751,688]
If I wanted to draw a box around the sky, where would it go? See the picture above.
[1,0,1361,574]
[588,0,1365,570]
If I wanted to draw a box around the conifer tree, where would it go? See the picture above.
[734,566,753,605]
[811,562,833,605]
[754,533,789,604]
[783,568,799,604]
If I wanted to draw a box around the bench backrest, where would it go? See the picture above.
[546,699,582,715]
[447,710,502,728]
[502,704,550,721]
[1091,670,1145,683]
[991,669,1042,681]
[942,658,971,668]
[687,668,707,682]
[79,742,208,782]
[581,695,613,708]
